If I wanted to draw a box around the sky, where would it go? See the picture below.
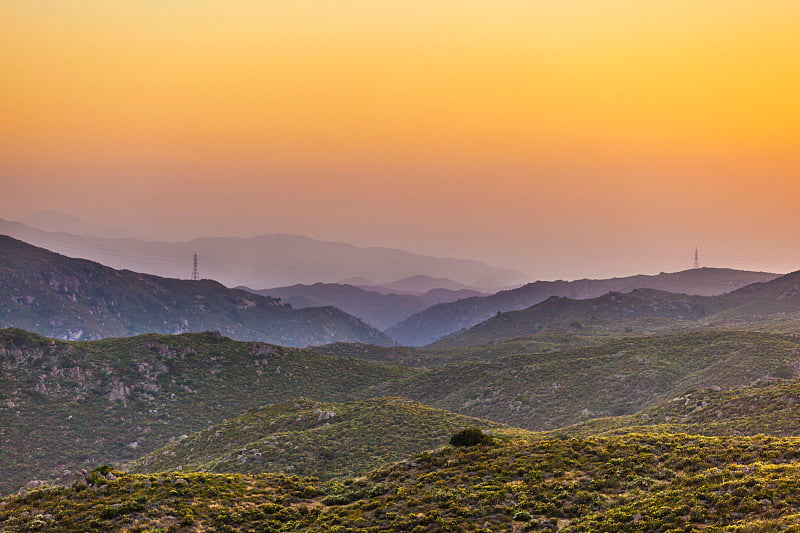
[1,1,800,280]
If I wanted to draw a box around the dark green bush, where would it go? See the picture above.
[449,428,494,447]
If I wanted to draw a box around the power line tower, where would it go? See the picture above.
[191,252,199,281]
[693,247,700,269]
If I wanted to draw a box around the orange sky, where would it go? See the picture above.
[2,1,800,279]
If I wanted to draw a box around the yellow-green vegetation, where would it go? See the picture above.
[372,331,800,431]
[129,398,517,479]
[7,433,800,531]
[0,329,413,495]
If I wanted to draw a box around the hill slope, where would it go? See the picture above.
[129,397,513,479]
[0,329,413,494]
[7,434,800,531]
[0,235,392,346]
[372,331,800,430]
[558,377,800,438]
[388,268,779,345]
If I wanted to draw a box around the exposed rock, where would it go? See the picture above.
[19,480,47,493]
[59,469,88,488]
[108,379,130,402]
[251,343,277,357]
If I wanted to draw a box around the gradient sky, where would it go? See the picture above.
[2,1,800,279]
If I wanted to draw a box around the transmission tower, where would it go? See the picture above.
[191,252,199,281]
[693,247,700,269]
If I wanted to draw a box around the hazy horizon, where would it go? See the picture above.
[3,2,799,280]
[1,208,794,283]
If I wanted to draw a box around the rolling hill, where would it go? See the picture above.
[371,331,800,430]
[129,397,513,479]
[0,329,413,494]
[241,282,484,330]
[554,376,800,439]
[0,235,392,346]
[387,267,779,345]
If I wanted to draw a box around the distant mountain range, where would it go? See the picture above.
[434,269,800,347]
[241,282,485,330]
[0,215,526,289]
[388,268,780,345]
[0,236,392,346]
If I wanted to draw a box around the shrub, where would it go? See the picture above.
[449,428,494,447]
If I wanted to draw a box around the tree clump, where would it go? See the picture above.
[449,427,494,447]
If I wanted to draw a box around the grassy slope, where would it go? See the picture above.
[0,329,413,495]
[371,331,800,431]
[0,235,393,347]
[313,327,661,368]
[553,377,800,439]
[129,397,520,479]
[7,434,800,531]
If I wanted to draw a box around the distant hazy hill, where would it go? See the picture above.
[0,329,413,494]
[242,282,485,330]
[433,289,712,347]
[388,268,780,345]
[130,397,511,479]
[0,236,392,346]
[0,217,526,289]
[376,275,485,294]
[434,269,800,348]
[717,270,800,316]
[21,210,133,239]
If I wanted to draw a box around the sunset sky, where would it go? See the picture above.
[2,1,800,279]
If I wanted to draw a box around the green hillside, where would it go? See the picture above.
[555,377,800,439]
[0,235,393,347]
[373,331,800,430]
[8,433,800,531]
[129,397,517,479]
[0,329,413,495]
[315,329,644,368]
